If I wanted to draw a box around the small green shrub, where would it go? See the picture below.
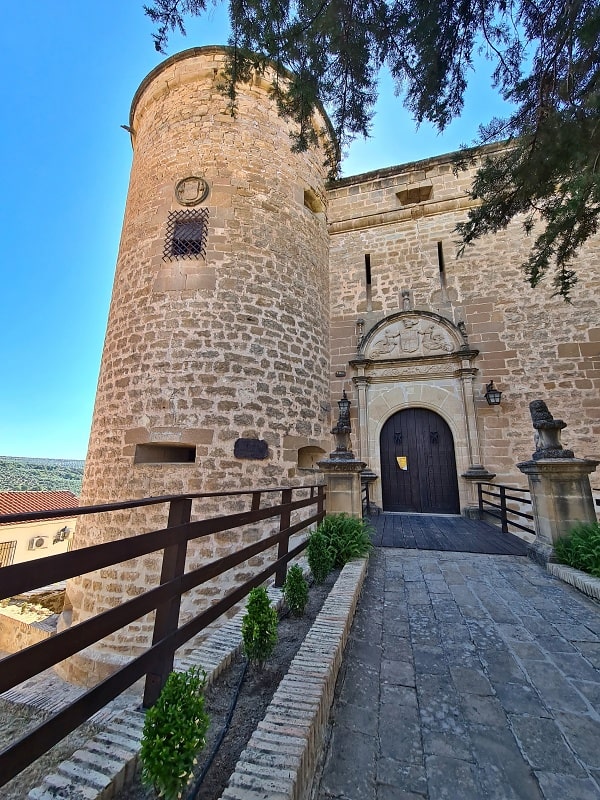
[283,564,309,616]
[140,666,209,800]
[316,513,373,568]
[554,521,600,578]
[241,587,278,665]
[307,528,334,583]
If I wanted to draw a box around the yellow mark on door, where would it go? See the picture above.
[396,456,408,470]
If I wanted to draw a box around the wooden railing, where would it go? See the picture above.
[0,484,325,789]
[361,482,371,517]
[477,482,535,537]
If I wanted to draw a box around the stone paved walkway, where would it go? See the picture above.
[314,548,600,800]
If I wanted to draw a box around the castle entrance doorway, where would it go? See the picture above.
[380,408,460,514]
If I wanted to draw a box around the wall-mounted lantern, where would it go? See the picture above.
[484,380,503,406]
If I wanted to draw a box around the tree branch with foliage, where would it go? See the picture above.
[145,0,600,298]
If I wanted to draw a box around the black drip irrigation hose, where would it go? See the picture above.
[189,655,249,800]
[187,580,314,799]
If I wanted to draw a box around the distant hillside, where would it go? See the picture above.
[0,456,84,494]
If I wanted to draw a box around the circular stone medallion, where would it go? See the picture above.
[175,176,209,206]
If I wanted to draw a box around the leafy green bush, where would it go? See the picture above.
[554,522,600,578]
[241,587,278,665]
[307,528,334,584]
[316,513,373,568]
[140,667,209,800]
[283,564,309,616]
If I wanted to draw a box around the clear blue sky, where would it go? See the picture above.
[0,3,512,460]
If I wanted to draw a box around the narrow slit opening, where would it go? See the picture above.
[365,254,372,311]
[437,242,447,295]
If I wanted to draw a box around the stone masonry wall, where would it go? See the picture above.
[60,48,333,682]
[327,150,600,494]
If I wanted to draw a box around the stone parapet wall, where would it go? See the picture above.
[0,612,54,654]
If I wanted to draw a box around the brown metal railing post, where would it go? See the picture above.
[251,491,261,511]
[143,497,192,708]
[499,485,509,533]
[274,488,293,588]
[317,484,325,517]
[477,482,483,515]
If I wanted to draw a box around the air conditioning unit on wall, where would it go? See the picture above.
[28,536,50,550]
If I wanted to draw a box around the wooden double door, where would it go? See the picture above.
[380,408,460,514]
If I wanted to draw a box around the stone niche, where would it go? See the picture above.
[351,310,492,512]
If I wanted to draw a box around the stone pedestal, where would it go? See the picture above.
[318,458,367,518]
[517,458,599,564]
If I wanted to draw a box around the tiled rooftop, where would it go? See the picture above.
[0,491,79,521]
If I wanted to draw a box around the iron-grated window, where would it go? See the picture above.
[163,209,209,261]
[0,540,17,567]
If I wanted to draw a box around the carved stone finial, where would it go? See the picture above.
[457,320,469,348]
[529,400,574,460]
[330,390,354,459]
[401,290,412,311]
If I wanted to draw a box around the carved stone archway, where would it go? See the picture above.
[350,310,494,513]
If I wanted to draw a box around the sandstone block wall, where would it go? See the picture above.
[327,150,600,497]
[61,48,333,679]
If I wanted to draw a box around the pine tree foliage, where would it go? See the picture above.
[145,0,600,298]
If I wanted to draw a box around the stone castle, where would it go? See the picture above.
[60,46,600,680]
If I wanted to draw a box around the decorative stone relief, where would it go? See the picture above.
[373,363,458,379]
[365,315,455,359]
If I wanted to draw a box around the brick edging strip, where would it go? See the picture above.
[220,558,368,800]
[28,558,368,799]
[547,562,600,602]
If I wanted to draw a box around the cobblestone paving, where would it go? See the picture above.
[315,549,600,800]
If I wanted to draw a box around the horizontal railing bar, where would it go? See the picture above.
[0,494,319,600]
[480,500,533,521]
[0,539,309,788]
[504,494,532,505]
[479,489,530,504]
[0,485,324,525]
[508,511,534,521]
[480,505,533,528]
[480,500,503,512]
[507,519,536,534]
[0,509,322,694]
[476,482,531,493]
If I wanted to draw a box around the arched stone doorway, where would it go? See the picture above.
[380,408,460,513]
[350,310,495,513]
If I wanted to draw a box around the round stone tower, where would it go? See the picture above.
[60,47,333,683]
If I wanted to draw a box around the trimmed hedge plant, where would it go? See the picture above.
[241,587,278,666]
[283,564,309,616]
[307,528,334,584]
[140,666,209,800]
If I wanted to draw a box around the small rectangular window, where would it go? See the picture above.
[163,209,209,261]
[134,444,196,464]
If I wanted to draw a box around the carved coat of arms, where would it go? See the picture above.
[368,317,454,359]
